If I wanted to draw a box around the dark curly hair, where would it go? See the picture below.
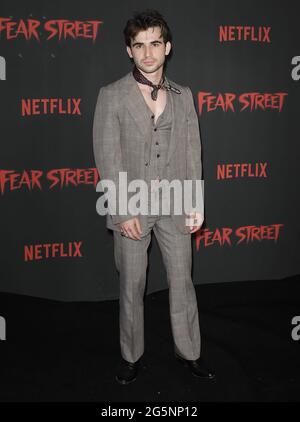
[123,9,172,47]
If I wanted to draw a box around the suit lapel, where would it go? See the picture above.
[164,75,184,164]
[124,72,152,139]
[123,71,185,165]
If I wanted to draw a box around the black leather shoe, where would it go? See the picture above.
[115,358,140,385]
[175,353,215,380]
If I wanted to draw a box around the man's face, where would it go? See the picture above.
[126,26,171,74]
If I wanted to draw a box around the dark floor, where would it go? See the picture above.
[0,275,299,402]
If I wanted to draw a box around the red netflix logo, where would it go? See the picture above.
[219,26,271,43]
[21,98,81,116]
[217,163,268,179]
[24,241,83,261]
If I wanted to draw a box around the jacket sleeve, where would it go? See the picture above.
[92,86,134,225]
[185,86,204,216]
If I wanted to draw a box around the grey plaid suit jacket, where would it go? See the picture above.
[92,70,203,236]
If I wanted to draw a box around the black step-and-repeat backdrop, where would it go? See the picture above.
[0,0,299,301]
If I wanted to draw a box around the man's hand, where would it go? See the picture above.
[186,212,204,234]
[119,217,142,241]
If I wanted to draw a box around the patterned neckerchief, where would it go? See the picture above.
[132,65,181,100]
